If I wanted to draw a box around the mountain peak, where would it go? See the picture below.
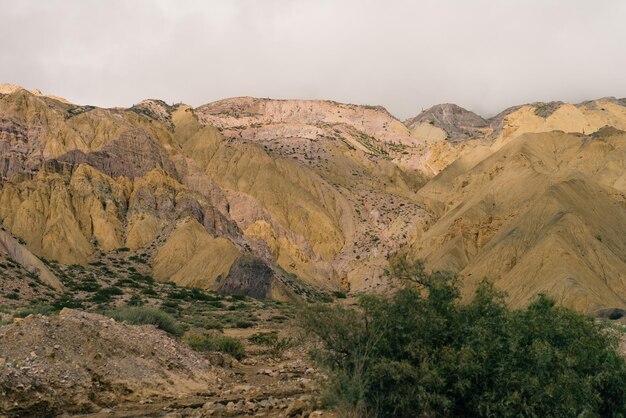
[405,103,489,142]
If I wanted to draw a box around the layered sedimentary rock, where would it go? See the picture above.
[2,84,626,311]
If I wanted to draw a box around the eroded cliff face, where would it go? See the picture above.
[2,85,626,311]
[0,89,432,297]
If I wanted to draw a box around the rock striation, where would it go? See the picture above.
[2,84,626,311]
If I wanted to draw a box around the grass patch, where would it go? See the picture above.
[14,304,57,318]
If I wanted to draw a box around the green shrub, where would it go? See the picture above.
[268,314,289,323]
[167,290,188,300]
[301,255,626,417]
[107,306,183,336]
[14,304,57,318]
[227,303,248,311]
[161,300,179,308]
[131,273,154,284]
[68,264,85,271]
[73,281,101,292]
[249,331,279,345]
[248,331,296,359]
[141,287,157,296]
[190,317,224,331]
[126,294,144,306]
[90,292,111,303]
[233,319,255,329]
[183,333,245,360]
[52,293,83,310]
[190,288,222,301]
[90,286,124,302]
[115,278,139,288]
[4,292,20,300]
[161,306,178,314]
[207,300,225,309]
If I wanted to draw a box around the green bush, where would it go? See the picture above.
[183,333,246,360]
[141,287,157,296]
[73,281,101,292]
[132,273,154,284]
[248,331,296,359]
[126,294,144,306]
[107,306,183,337]
[233,319,256,329]
[249,331,279,345]
[268,314,289,323]
[207,300,225,309]
[14,304,57,318]
[190,317,224,331]
[52,293,83,310]
[301,255,626,417]
[161,300,180,308]
[90,286,124,302]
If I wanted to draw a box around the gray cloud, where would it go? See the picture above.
[1,0,625,119]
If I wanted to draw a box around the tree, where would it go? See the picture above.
[301,255,626,417]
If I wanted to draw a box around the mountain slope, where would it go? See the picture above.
[0,87,432,301]
[2,84,626,313]
[411,129,626,312]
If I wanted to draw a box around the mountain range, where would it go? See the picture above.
[1,83,626,313]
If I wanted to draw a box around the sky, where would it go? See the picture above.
[1,0,625,119]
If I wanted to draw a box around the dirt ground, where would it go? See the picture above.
[0,309,338,417]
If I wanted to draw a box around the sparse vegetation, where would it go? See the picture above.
[90,286,124,302]
[534,101,562,118]
[248,331,297,359]
[183,333,246,360]
[14,304,57,318]
[106,306,184,337]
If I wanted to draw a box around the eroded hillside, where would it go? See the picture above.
[1,83,626,313]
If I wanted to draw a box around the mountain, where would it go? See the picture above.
[412,128,626,313]
[1,84,626,313]
[404,103,489,143]
[0,87,435,304]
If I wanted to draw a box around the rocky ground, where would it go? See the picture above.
[0,263,344,418]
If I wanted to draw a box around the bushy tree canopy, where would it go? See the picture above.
[302,256,626,417]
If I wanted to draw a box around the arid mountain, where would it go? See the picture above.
[0,86,432,303]
[405,103,489,143]
[1,83,626,312]
[409,97,626,313]
[412,128,626,313]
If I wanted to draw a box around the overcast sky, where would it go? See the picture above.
[1,0,625,119]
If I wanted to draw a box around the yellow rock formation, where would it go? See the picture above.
[152,218,240,289]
